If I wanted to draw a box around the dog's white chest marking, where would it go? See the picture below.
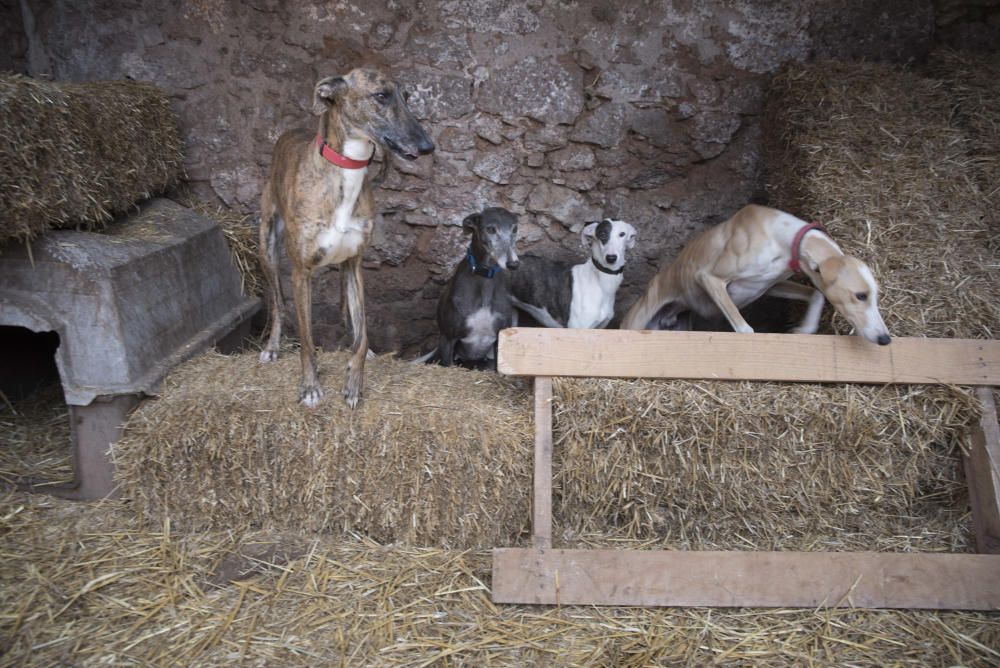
[461,307,499,358]
[314,138,372,266]
[568,263,622,328]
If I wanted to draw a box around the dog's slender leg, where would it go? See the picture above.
[438,335,456,367]
[342,254,368,408]
[258,200,283,362]
[292,265,324,407]
[766,280,826,334]
[695,271,754,333]
[339,263,351,337]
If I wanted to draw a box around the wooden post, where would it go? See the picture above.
[533,376,553,549]
[966,387,1000,553]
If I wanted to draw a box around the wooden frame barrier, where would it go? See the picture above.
[492,329,1000,610]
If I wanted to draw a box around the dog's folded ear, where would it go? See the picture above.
[312,76,348,115]
[462,213,481,233]
[818,256,845,284]
[580,221,599,246]
[625,223,637,249]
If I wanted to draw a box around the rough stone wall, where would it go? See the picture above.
[13,0,934,354]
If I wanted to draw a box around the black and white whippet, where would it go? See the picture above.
[509,219,637,329]
[418,207,521,367]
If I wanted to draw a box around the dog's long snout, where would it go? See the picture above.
[416,135,435,155]
[876,333,891,346]
[507,257,520,270]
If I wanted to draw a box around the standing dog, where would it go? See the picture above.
[424,207,520,367]
[259,69,434,407]
[620,205,891,345]
[509,219,636,329]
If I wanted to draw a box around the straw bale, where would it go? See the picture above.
[763,60,999,339]
[115,350,533,549]
[0,75,184,245]
[553,378,978,552]
[115,347,978,553]
[2,491,999,667]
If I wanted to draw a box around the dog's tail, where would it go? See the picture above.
[620,289,662,330]
[411,348,440,364]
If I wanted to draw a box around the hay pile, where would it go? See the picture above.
[2,491,999,666]
[115,351,533,549]
[927,49,1000,207]
[0,383,72,488]
[0,75,184,245]
[763,59,999,339]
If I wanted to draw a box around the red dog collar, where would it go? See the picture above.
[315,134,371,169]
[789,222,827,274]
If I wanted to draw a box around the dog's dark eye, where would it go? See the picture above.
[855,292,869,301]
[373,91,391,104]
[619,232,625,237]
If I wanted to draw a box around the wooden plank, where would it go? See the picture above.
[497,329,1000,385]
[966,387,1000,554]
[533,377,553,549]
[492,548,1000,609]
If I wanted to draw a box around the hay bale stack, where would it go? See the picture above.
[927,49,1000,206]
[553,378,977,552]
[115,351,533,548]
[0,75,184,245]
[764,60,999,339]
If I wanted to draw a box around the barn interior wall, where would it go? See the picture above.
[3,0,973,353]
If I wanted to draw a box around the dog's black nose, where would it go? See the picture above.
[877,333,891,346]
[417,137,435,155]
[605,254,618,265]
[507,258,520,270]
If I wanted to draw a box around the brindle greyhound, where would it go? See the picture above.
[259,69,434,407]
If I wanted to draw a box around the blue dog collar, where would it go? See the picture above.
[467,246,501,278]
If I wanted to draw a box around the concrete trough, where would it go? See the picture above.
[0,198,260,498]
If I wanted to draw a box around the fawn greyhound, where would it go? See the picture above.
[620,205,891,345]
[259,69,434,407]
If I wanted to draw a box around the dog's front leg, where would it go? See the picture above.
[292,266,324,407]
[695,271,754,334]
[342,254,368,408]
[765,280,825,334]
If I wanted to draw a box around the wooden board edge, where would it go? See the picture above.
[492,548,1000,610]
[497,329,1000,385]
[967,387,1000,553]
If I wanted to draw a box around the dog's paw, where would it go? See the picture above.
[343,374,363,409]
[259,349,279,363]
[790,325,817,335]
[735,324,755,334]
[299,385,324,407]
[366,348,375,360]
[342,386,362,409]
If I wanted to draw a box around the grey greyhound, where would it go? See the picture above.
[416,207,521,367]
